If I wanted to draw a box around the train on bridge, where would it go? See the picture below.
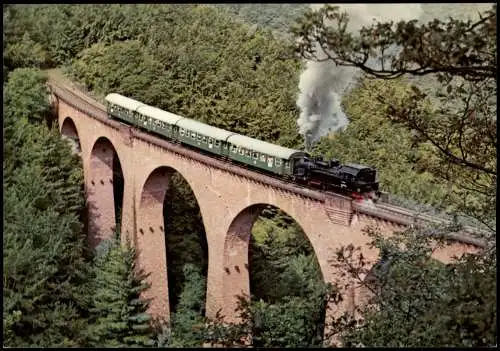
[105,93,380,201]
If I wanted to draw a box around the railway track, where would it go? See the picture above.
[46,75,489,249]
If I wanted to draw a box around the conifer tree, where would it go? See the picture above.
[85,239,154,347]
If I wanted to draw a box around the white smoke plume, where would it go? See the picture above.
[296,4,424,151]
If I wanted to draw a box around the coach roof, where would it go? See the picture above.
[176,118,235,141]
[136,105,184,125]
[227,134,307,160]
[105,93,145,112]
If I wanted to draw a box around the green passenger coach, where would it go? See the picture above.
[226,134,307,176]
[136,105,184,139]
[105,93,145,124]
[176,118,235,156]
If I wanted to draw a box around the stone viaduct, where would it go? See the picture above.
[48,78,486,331]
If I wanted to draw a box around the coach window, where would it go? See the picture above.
[245,150,251,157]
[252,152,258,160]
[215,140,221,147]
[268,157,274,166]
[191,132,196,139]
[239,147,244,155]
[260,154,266,162]
[276,159,282,166]
[197,135,202,141]
[202,136,207,143]
[180,128,185,136]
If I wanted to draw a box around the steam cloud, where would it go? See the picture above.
[296,4,424,151]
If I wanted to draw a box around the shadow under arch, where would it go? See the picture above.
[60,116,81,153]
[87,136,124,249]
[221,203,327,344]
[136,165,208,324]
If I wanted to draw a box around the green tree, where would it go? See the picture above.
[164,264,208,347]
[85,239,154,347]
[3,68,91,348]
[3,68,52,125]
[163,173,208,314]
[329,227,496,347]
[3,32,48,69]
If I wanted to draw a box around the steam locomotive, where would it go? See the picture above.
[292,155,380,201]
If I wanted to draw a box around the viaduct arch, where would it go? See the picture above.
[51,80,486,334]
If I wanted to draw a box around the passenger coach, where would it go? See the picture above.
[176,118,234,157]
[226,134,307,176]
[106,93,146,124]
[136,105,183,140]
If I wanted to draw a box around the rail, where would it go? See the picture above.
[47,78,489,249]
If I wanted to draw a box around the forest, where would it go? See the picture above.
[3,3,496,347]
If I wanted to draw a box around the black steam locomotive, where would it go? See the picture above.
[292,155,380,201]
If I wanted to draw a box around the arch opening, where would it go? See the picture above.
[223,204,327,347]
[60,117,81,154]
[87,137,124,249]
[137,166,208,324]
[113,153,124,235]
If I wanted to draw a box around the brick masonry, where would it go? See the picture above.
[55,93,482,335]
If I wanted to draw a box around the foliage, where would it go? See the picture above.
[211,4,310,41]
[328,226,496,347]
[84,239,154,347]
[3,68,52,125]
[3,32,48,70]
[3,68,91,347]
[163,264,208,347]
[250,217,321,302]
[70,40,164,99]
[163,173,208,313]
[235,211,329,347]
[3,4,153,69]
